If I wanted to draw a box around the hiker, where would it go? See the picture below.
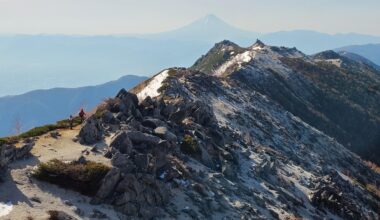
[79,108,86,123]
[69,115,74,129]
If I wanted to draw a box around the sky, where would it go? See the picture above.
[0,0,379,36]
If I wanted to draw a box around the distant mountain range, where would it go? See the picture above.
[1,14,380,96]
[337,51,380,71]
[0,75,146,137]
[336,44,380,67]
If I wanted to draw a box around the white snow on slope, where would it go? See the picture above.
[325,59,342,67]
[214,51,256,76]
[0,201,13,217]
[214,45,305,78]
[137,70,169,101]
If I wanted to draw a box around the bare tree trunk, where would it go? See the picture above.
[14,117,22,135]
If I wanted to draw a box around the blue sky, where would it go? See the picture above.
[0,0,379,35]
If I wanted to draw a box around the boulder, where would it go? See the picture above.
[110,132,133,154]
[120,203,138,216]
[169,109,187,124]
[116,89,139,115]
[140,96,154,108]
[111,152,128,167]
[50,131,61,139]
[141,118,166,129]
[95,167,121,200]
[78,115,103,145]
[222,161,237,180]
[76,156,87,164]
[125,131,161,145]
[153,126,177,142]
[1,141,34,169]
[191,102,215,126]
[102,110,119,124]
[134,153,149,171]
[90,209,108,219]
[116,89,138,106]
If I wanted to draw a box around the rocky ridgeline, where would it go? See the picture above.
[76,67,379,220]
[78,87,232,219]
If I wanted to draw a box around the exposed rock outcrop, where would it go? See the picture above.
[78,115,103,145]
[96,62,378,219]
[0,140,34,170]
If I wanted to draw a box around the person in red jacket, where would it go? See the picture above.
[79,108,86,123]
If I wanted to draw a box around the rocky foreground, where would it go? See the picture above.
[78,65,379,219]
[1,41,380,220]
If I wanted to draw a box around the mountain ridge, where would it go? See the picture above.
[1,40,379,219]
[192,40,380,164]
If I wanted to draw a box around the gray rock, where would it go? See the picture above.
[111,152,135,173]
[153,126,177,142]
[115,112,127,121]
[1,142,34,169]
[63,200,73,206]
[134,153,149,171]
[141,118,166,129]
[91,146,99,152]
[125,130,161,145]
[110,131,133,154]
[182,206,199,219]
[72,207,84,216]
[50,131,61,139]
[90,209,108,219]
[114,191,137,205]
[30,196,41,203]
[120,202,138,216]
[222,161,237,180]
[76,156,87,164]
[95,167,121,200]
[102,110,119,124]
[140,207,161,220]
[116,89,138,115]
[116,89,138,107]
[153,108,161,118]
[140,96,154,108]
[115,174,137,192]
[191,102,215,126]
[78,115,103,145]
[169,109,187,124]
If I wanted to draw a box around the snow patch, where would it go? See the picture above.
[251,46,265,51]
[0,201,13,217]
[326,59,342,67]
[315,58,342,67]
[137,70,169,101]
[214,51,255,76]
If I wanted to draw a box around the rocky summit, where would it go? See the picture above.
[1,40,380,220]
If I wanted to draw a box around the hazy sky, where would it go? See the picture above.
[0,0,379,35]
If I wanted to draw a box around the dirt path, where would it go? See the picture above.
[0,127,121,220]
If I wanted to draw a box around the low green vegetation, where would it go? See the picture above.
[94,108,106,119]
[180,135,201,156]
[0,117,82,145]
[167,69,177,76]
[34,159,110,196]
